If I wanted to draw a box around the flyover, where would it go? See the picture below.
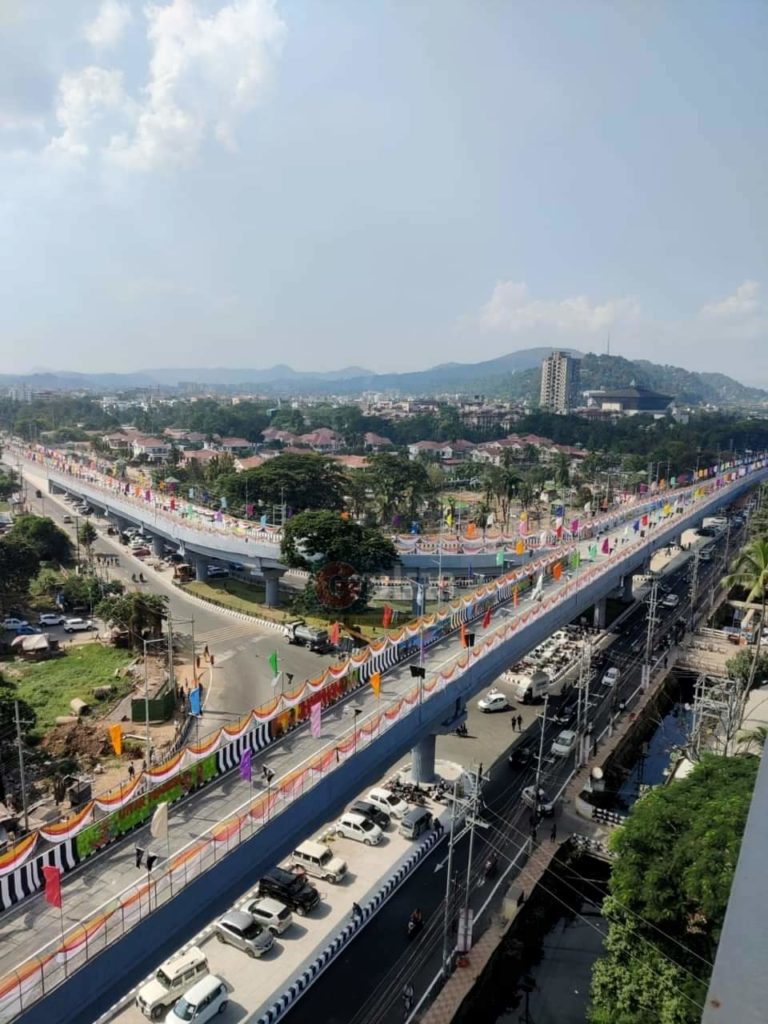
[2,457,765,1024]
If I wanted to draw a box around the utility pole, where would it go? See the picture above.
[461,764,485,945]
[689,547,700,630]
[642,576,660,690]
[532,695,549,842]
[14,701,29,835]
[441,779,459,979]
[576,643,592,765]
[167,615,175,693]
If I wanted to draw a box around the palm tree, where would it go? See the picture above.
[723,537,768,695]
[737,725,768,755]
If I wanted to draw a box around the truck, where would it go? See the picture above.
[702,516,728,531]
[173,563,195,583]
[502,668,551,704]
[283,621,333,653]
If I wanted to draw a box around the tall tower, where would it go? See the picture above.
[540,351,579,413]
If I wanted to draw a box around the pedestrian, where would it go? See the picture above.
[352,901,362,921]
[203,644,210,661]
[517,890,526,907]
[402,983,414,1013]
[550,821,557,842]
[128,762,135,780]
[517,713,523,731]
[434,817,443,836]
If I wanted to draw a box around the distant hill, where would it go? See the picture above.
[1,348,764,407]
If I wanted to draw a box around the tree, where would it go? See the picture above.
[61,573,123,612]
[8,515,72,564]
[589,755,759,1024]
[281,510,397,614]
[725,648,768,689]
[0,466,17,501]
[0,537,39,613]
[367,454,433,525]
[96,592,168,649]
[722,537,768,694]
[78,520,98,562]
[219,453,346,514]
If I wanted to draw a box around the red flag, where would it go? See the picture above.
[329,621,340,646]
[641,514,649,526]
[382,605,393,628]
[43,866,62,909]
[601,537,610,554]
[482,608,492,629]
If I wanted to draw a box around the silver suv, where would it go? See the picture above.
[215,909,273,958]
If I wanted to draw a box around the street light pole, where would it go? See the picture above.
[14,701,29,835]
[441,779,459,979]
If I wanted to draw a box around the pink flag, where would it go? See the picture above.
[310,701,322,739]
[601,537,610,554]
[570,518,579,534]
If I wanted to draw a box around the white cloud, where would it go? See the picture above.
[85,0,132,49]
[46,0,285,171]
[111,0,286,170]
[47,66,129,159]
[479,281,639,334]
[700,280,761,318]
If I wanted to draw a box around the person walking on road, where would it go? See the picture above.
[517,713,523,732]
[550,821,557,843]
[352,902,363,922]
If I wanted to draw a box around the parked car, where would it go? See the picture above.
[14,624,42,635]
[136,946,209,1021]
[206,565,229,578]
[132,546,151,557]
[477,688,512,713]
[551,729,577,757]
[39,614,65,626]
[602,666,620,688]
[349,799,390,830]
[289,839,347,882]
[214,909,273,958]
[662,593,680,608]
[166,975,228,1024]
[367,786,409,819]
[335,811,384,846]
[2,618,28,631]
[257,867,320,916]
[521,785,555,816]
[64,618,96,633]
[245,897,293,935]
[62,515,73,523]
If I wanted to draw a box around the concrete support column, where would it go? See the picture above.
[152,535,165,558]
[620,574,634,602]
[193,556,208,582]
[592,597,607,630]
[410,733,436,784]
[263,569,281,608]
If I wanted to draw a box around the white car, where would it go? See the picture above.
[662,593,680,608]
[2,618,28,631]
[245,897,293,935]
[551,729,577,757]
[336,811,384,846]
[602,666,620,687]
[64,617,96,633]
[367,786,409,819]
[39,613,65,626]
[477,688,511,714]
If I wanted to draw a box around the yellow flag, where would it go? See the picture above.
[371,672,381,698]
[515,539,525,555]
[109,723,123,757]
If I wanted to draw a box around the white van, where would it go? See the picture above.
[167,974,228,1023]
[136,947,209,1020]
[289,840,347,883]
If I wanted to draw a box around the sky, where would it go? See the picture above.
[1,0,767,382]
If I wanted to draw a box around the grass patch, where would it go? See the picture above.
[185,578,291,624]
[11,643,134,737]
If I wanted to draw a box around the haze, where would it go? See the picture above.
[1,0,767,380]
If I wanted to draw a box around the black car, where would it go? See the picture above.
[257,867,320,916]
[349,799,391,831]
[508,744,535,770]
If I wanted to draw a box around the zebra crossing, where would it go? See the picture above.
[194,621,265,648]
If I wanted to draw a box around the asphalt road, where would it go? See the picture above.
[280,525,739,1024]
[9,459,338,730]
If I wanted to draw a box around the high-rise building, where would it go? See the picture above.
[540,351,579,413]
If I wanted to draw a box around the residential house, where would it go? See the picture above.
[298,428,344,453]
[363,432,394,451]
[262,427,300,446]
[408,441,454,461]
[234,454,267,472]
[131,436,171,462]
[102,433,131,452]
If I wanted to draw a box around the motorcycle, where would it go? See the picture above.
[407,910,423,940]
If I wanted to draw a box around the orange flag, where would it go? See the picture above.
[329,621,340,646]
[108,723,123,757]
[460,623,467,648]
[552,562,563,581]
[513,586,519,608]
[515,539,525,555]
[370,672,381,698]
[466,523,477,539]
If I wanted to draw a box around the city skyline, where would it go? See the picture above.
[1,1,767,378]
